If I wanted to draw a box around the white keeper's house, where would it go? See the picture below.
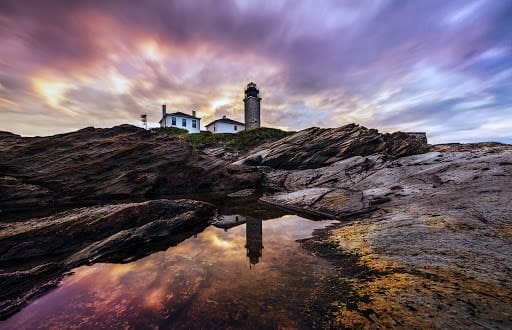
[159,104,201,133]
[205,115,245,133]
[158,82,261,134]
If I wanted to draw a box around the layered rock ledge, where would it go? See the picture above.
[235,124,429,169]
[0,125,260,210]
[0,199,216,320]
[242,125,512,328]
[2,123,512,327]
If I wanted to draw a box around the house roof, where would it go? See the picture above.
[159,111,201,123]
[205,117,245,127]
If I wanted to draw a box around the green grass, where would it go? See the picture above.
[153,127,293,149]
[182,131,227,148]
[155,127,189,135]
[224,127,292,149]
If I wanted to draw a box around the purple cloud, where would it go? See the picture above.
[0,0,510,143]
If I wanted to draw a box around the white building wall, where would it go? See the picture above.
[206,121,245,133]
[162,115,200,133]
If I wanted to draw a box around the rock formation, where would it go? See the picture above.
[2,122,512,327]
[238,126,512,328]
[0,199,216,319]
[0,125,260,210]
[235,124,429,169]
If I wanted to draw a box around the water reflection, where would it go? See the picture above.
[246,217,263,267]
[2,215,337,329]
[213,214,247,231]
[214,215,264,267]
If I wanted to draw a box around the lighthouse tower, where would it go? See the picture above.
[244,82,261,130]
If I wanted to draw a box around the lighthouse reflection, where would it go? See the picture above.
[213,214,263,267]
[245,217,263,267]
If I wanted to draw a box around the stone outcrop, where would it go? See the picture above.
[235,124,429,169]
[2,122,512,327]
[0,199,214,262]
[0,199,216,319]
[0,131,22,148]
[227,188,255,198]
[261,148,512,219]
[260,188,374,219]
[0,125,261,210]
[431,141,512,152]
[255,135,512,328]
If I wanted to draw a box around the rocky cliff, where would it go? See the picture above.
[236,125,512,328]
[0,125,260,210]
[1,123,511,327]
[235,124,429,169]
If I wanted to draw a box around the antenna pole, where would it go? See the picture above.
[141,113,148,129]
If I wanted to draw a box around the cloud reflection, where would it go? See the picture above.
[3,215,336,328]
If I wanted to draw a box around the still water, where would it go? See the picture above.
[3,215,336,329]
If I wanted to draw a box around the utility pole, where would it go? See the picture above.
[141,113,147,129]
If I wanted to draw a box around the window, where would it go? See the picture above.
[171,117,176,125]
[234,125,237,131]
[192,120,197,128]
[182,118,186,127]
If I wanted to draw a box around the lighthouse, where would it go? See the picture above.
[243,82,261,130]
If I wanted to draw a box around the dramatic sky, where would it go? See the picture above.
[0,0,511,143]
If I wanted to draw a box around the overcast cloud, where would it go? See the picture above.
[0,0,511,143]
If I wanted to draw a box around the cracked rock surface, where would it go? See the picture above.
[239,125,512,328]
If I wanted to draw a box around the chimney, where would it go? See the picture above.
[162,104,166,117]
[192,110,196,117]
[223,115,226,119]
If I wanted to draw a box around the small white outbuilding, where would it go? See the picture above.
[205,116,245,134]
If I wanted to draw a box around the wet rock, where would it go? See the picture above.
[202,146,242,163]
[261,149,512,219]
[261,188,374,219]
[241,126,512,327]
[237,124,429,169]
[227,189,255,198]
[0,199,215,262]
[0,199,216,319]
[270,143,512,327]
[2,121,511,327]
[431,142,512,153]
[0,263,63,321]
[0,125,261,210]
[311,199,512,328]
[233,149,271,166]
[65,209,210,267]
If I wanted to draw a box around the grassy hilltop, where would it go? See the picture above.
[153,127,293,149]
